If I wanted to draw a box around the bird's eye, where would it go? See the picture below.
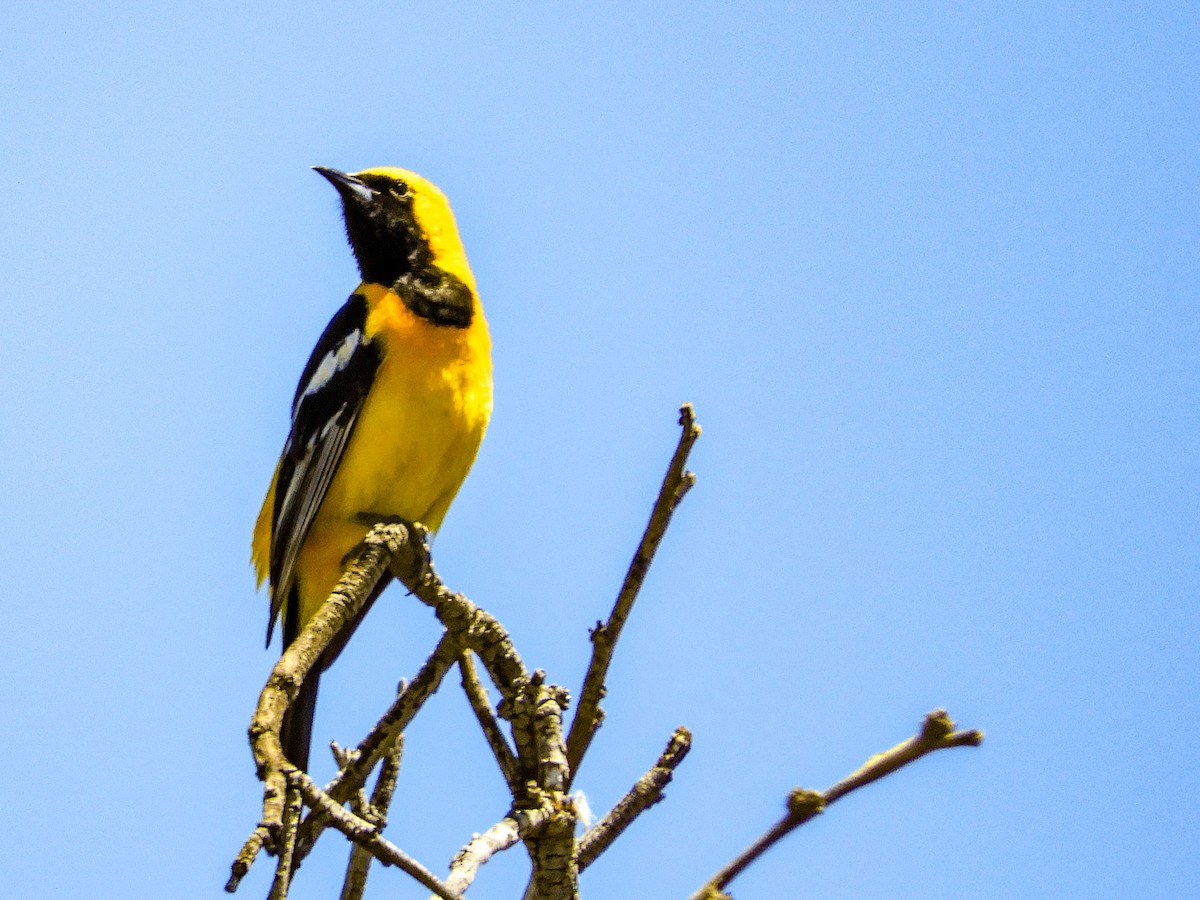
[390,183,411,201]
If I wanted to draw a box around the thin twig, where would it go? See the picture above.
[225,826,268,892]
[566,404,701,782]
[691,710,984,900]
[294,633,458,863]
[340,836,372,900]
[441,817,523,897]
[459,651,522,793]
[291,770,463,900]
[823,709,983,803]
[576,726,692,871]
[369,730,405,820]
[267,783,304,899]
[341,705,406,900]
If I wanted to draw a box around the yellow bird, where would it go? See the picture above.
[252,167,492,770]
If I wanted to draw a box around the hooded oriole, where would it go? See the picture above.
[252,167,492,770]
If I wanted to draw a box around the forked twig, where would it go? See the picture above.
[290,769,462,900]
[566,403,700,781]
[577,726,692,871]
[294,632,459,863]
[339,712,406,900]
[691,710,984,900]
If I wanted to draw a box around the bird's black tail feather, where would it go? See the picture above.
[277,572,393,772]
[281,668,321,772]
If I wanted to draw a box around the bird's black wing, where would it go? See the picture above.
[266,291,381,645]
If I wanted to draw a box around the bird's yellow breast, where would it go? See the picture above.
[291,281,492,625]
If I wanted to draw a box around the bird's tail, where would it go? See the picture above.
[277,572,393,772]
[281,668,321,772]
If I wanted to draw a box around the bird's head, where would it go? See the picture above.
[313,166,472,290]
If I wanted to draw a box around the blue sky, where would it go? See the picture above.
[1,3,1197,898]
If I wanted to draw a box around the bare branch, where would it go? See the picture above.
[368,730,405,821]
[691,710,984,900]
[392,527,532,710]
[225,827,268,892]
[295,632,459,862]
[231,407,716,899]
[566,403,701,781]
[245,524,413,848]
[267,784,303,899]
[340,837,372,900]
[439,798,563,900]
[577,726,692,871]
[441,817,523,897]
[459,651,521,794]
[340,716,406,900]
[228,402,985,900]
[284,523,578,896]
[520,679,577,899]
[531,680,571,793]
[392,530,586,895]
[522,808,579,900]
[823,709,984,804]
[290,770,462,900]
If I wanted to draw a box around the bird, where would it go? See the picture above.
[252,166,493,771]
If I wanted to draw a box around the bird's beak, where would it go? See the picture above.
[313,166,376,206]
